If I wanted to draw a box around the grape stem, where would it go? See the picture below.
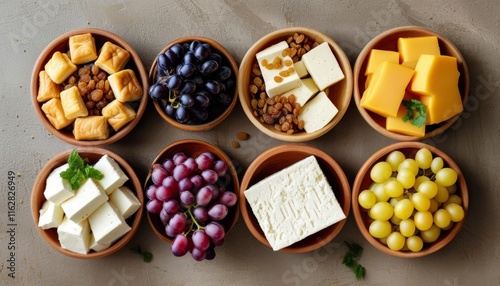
[183,205,204,235]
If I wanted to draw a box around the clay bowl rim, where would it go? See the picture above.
[31,147,144,259]
[239,144,351,253]
[353,25,470,141]
[30,27,149,147]
[352,141,469,258]
[144,139,241,244]
[149,36,239,132]
[238,26,353,143]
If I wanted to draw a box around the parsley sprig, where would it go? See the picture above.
[402,99,427,128]
[130,245,153,263]
[342,241,365,280]
[60,149,104,190]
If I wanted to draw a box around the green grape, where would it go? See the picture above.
[372,182,390,202]
[447,184,457,195]
[378,236,388,245]
[406,236,424,252]
[397,168,416,189]
[443,194,462,207]
[399,219,416,237]
[415,147,433,170]
[414,211,433,231]
[434,184,450,203]
[394,199,414,220]
[445,203,465,222]
[386,232,406,251]
[369,201,394,221]
[389,195,405,207]
[430,157,444,174]
[428,198,439,213]
[385,180,404,198]
[369,220,392,238]
[433,208,451,228]
[414,175,430,190]
[435,168,458,187]
[417,180,438,198]
[370,161,393,183]
[391,215,402,225]
[358,189,377,209]
[397,158,419,175]
[386,150,406,171]
[420,224,441,243]
[411,193,431,212]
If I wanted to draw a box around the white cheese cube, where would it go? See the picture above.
[88,202,131,245]
[44,163,74,205]
[61,178,108,223]
[38,200,64,229]
[298,91,338,133]
[89,234,111,252]
[256,41,301,97]
[57,216,91,254]
[109,186,141,219]
[93,154,129,195]
[302,42,345,91]
[244,156,346,251]
[281,77,319,107]
[294,60,309,78]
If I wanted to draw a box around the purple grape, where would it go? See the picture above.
[146,199,163,214]
[217,191,237,207]
[180,81,196,94]
[205,184,220,200]
[207,53,222,64]
[151,165,168,185]
[155,185,173,201]
[192,230,211,251]
[205,80,221,94]
[160,209,171,225]
[212,160,228,177]
[194,43,210,61]
[212,237,224,246]
[171,235,190,257]
[195,93,210,109]
[198,59,219,76]
[190,108,208,122]
[149,82,168,100]
[162,176,179,193]
[195,153,213,171]
[178,177,194,192]
[180,94,194,108]
[183,51,197,65]
[191,247,206,261]
[215,92,232,105]
[169,213,187,233]
[201,169,218,185]
[205,222,225,241]
[192,207,209,224]
[189,40,201,52]
[173,164,190,181]
[157,53,172,70]
[179,190,195,206]
[183,157,198,174]
[170,44,184,58]
[165,49,178,66]
[175,106,189,123]
[165,224,177,237]
[215,66,232,81]
[163,199,180,214]
[162,158,176,173]
[146,185,158,200]
[165,104,176,118]
[208,204,228,220]
[173,152,188,165]
[178,62,196,78]
[196,186,213,206]
[167,74,182,91]
[190,175,204,190]
[205,247,216,260]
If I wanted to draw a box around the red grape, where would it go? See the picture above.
[171,235,190,257]
[146,199,163,214]
[196,186,213,206]
[201,169,218,184]
[208,204,228,220]
[151,166,168,185]
[192,230,211,251]
[195,154,212,171]
[173,164,190,181]
[217,191,237,207]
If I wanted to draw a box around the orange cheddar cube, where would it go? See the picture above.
[360,61,414,118]
[386,105,426,137]
[398,36,440,69]
[410,54,463,124]
[365,49,400,76]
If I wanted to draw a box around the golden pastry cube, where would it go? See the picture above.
[94,41,130,74]
[60,86,88,120]
[41,98,75,130]
[101,100,136,131]
[73,116,109,140]
[37,70,61,102]
[69,33,98,65]
[44,51,77,84]
[108,69,142,102]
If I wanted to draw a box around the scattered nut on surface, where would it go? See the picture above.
[231,141,240,148]
[236,132,250,141]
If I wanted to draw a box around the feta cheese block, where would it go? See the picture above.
[89,233,111,252]
[38,200,64,229]
[294,60,309,78]
[60,178,108,223]
[88,202,131,245]
[298,91,338,133]
[93,154,129,195]
[44,163,74,205]
[256,41,301,97]
[57,216,91,254]
[302,42,345,91]
[281,77,319,107]
[109,186,141,219]
[244,156,346,251]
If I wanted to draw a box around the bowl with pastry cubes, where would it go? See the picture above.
[353,26,469,141]
[31,28,148,146]
[239,145,351,253]
[148,37,239,131]
[238,27,353,142]
[352,142,468,257]
[31,147,144,259]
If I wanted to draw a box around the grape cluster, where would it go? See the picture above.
[358,147,465,252]
[149,40,235,124]
[146,151,237,261]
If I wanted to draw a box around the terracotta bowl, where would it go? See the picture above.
[31,148,144,259]
[145,139,240,244]
[31,28,148,146]
[352,142,468,258]
[149,37,239,131]
[353,26,470,141]
[238,27,353,142]
[239,145,351,253]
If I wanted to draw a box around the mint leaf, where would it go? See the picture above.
[130,245,153,263]
[402,99,427,128]
[354,264,365,280]
[60,149,104,190]
[343,241,366,281]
